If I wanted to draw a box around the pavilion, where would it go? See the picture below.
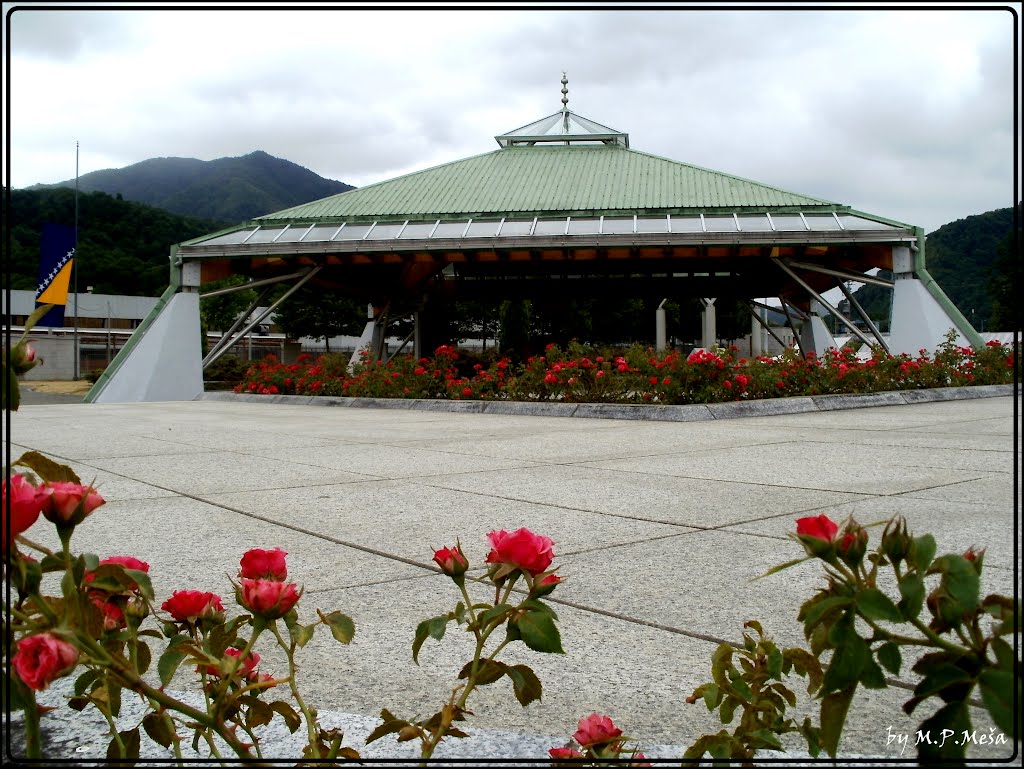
[87,77,980,403]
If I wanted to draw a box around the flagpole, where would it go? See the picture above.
[73,141,79,380]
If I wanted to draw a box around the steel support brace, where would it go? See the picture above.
[774,259,875,350]
[202,266,322,368]
[779,300,806,357]
[837,280,889,353]
[746,301,789,352]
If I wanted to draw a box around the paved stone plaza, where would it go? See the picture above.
[6,391,1020,763]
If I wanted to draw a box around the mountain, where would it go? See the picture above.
[27,151,355,222]
[849,204,1020,333]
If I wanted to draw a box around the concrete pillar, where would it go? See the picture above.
[655,299,667,352]
[700,298,716,348]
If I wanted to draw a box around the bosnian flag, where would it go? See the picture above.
[34,223,76,327]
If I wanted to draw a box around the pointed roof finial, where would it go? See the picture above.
[561,72,569,131]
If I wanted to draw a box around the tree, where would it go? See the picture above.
[200,276,258,332]
[270,287,364,351]
[988,229,1021,331]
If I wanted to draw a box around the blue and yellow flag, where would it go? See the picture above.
[34,223,76,327]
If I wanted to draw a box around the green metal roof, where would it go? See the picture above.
[256,145,842,224]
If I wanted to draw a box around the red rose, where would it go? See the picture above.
[12,633,79,691]
[573,713,623,747]
[41,481,105,527]
[239,548,288,581]
[238,578,302,619]
[202,647,261,680]
[795,515,838,543]
[433,545,468,577]
[549,746,584,759]
[92,597,126,632]
[2,473,48,552]
[162,590,225,623]
[485,528,555,576]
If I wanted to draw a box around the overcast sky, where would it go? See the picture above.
[3,2,1020,234]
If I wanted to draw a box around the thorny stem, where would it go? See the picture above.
[270,622,322,760]
[22,690,42,760]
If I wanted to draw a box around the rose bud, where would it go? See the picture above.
[40,481,105,528]
[963,547,985,574]
[12,632,79,691]
[239,548,288,581]
[837,525,869,569]
[794,515,839,560]
[879,517,912,566]
[85,555,151,592]
[529,572,563,599]
[237,578,302,620]
[9,341,41,374]
[91,597,127,633]
[161,590,226,624]
[432,543,468,580]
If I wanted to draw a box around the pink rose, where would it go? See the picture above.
[2,473,48,552]
[795,515,838,543]
[238,578,302,620]
[86,555,151,590]
[239,548,288,581]
[432,545,468,577]
[573,713,623,747]
[12,633,79,691]
[161,590,225,623]
[549,746,584,760]
[41,481,105,527]
[485,528,554,576]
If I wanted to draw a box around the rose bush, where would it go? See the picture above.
[235,333,1017,406]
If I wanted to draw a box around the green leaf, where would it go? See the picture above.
[291,622,316,649]
[475,603,514,629]
[876,642,902,675]
[318,610,355,644]
[990,636,1016,671]
[142,712,177,749]
[911,662,973,702]
[364,709,409,745]
[784,647,824,694]
[855,588,904,623]
[916,700,972,763]
[157,646,188,687]
[719,695,738,725]
[711,643,733,688]
[747,728,784,751]
[860,655,888,690]
[135,640,152,676]
[5,366,20,411]
[683,732,733,760]
[822,618,867,694]
[505,664,543,707]
[412,615,449,665]
[941,556,981,613]
[243,696,274,730]
[766,645,784,679]
[2,672,30,712]
[269,700,302,733]
[125,569,154,601]
[819,683,857,758]
[978,669,1018,737]
[753,556,812,581]
[106,727,140,763]
[909,533,936,572]
[457,659,507,686]
[897,572,925,620]
[13,450,81,484]
[74,669,102,697]
[516,609,563,654]
[802,596,854,634]
[702,682,722,711]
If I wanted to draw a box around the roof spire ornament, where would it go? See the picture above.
[561,72,569,131]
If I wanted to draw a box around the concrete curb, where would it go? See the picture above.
[199,383,1018,422]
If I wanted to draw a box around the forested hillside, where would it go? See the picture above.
[850,204,1020,332]
[28,151,354,222]
[5,187,227,296]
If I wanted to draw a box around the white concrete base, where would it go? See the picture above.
[92,292,203,403]
[800,315,837,355]
[889,277,968,356]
